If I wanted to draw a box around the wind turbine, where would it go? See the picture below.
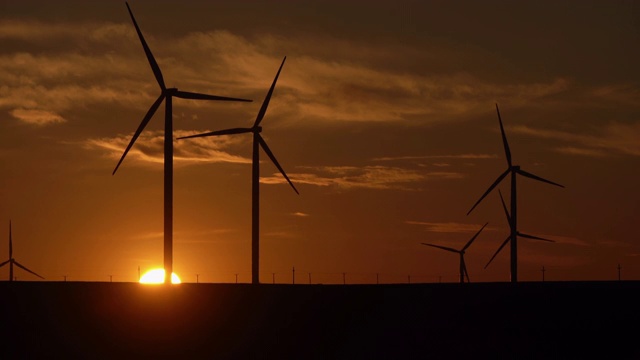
[467,104,563,283]
[484,190,555,269]
[178,56,298,284]
[421,222,488,283]
[0,221,44,281]
[113,2,252,283]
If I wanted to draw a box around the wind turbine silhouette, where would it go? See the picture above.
[113,2,252,283]
[178,56,298,284]
[0,221,44,281]
[484,190,555,270]
[467,104,563,283]
[421,222,488,283]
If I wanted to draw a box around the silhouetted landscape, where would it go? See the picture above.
[3,281,639,358]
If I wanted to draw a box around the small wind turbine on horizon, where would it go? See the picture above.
[467,104,564,283]
[178,56,299,285]
[0,221,44,281]
[113,2,252,283]
[421,222,488,283]
[484,190,555,270]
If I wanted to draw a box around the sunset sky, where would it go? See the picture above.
[1,0,639,283]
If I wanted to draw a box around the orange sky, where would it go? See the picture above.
[1,0,639,283]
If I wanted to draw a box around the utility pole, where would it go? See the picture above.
[196,274,199,283]
[235,274,238,284]
[63,275,67,282]
[438,275,442,283]
[541,266,546,282]
[138,266,140,281]
[343,272,346,285]
[618,264,622,281]
[408,275,411,284]
[272,272,275,284]
[292,267,295,285]
[308,272,311,284]
[109,275,113,283]
[376,273,379,285]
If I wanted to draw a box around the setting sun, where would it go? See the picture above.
[139,269,181,284]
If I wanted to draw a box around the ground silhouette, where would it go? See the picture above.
[2,281,639,358]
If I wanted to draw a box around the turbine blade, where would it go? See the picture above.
[518,232,555,243]
[485,235,510,269]
[462,258,470,283]
[421,243,459,253]
[467,168,510,215]
[174,90,252,102]
[258,135,299,194]
[0,260,9,268]
[516,169,564,188]
[125,2,165,90]
[462,222,489,251]
[254,56,286,128]
[498,189,511,224]
[177,128,252,140]
[13,260,44,279]
[496,103,512,167]
[112,94,165,175]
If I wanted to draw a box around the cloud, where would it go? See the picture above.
[85,129,251,167]
[555,147,607,158]
[0,19,580,130]
[9,108,66,125]
[510,123,640,157]
[406,221,495,233]
[260,165,464,190]
[530,234,590,247]
[372,153,498,161]
[133,228,236,243]
[291,212,309,217]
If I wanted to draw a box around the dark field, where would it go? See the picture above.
[2,281,639,359]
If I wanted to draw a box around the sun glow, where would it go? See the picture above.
[139,269,181,284]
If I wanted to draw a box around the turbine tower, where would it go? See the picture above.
[113,2,252,283]
[467,104,563,283]
[421,222,488,283]
[0,221,44,281]
[178,57,298,284]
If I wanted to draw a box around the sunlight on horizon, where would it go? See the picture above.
[139,269,181,284]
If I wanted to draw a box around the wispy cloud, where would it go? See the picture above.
[373,154,498,161]
[260,165,464,191]
[0,19,580,130]
[85,129,250,167]
[531,234,590,247]
[9,108,66,125]
[291,212,310,217]
[133,228,236,242]
[406,221,495,233]
[511,124,640,157]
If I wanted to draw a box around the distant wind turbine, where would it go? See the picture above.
[113,2,252,283]
[178,56,298,284]
[467,104,563,283]
[484,190,555,270]
[421,222,488,283]
[0,221,44,281]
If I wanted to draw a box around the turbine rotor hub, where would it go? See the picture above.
[165,87,178,95]
[253,126,263,133]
